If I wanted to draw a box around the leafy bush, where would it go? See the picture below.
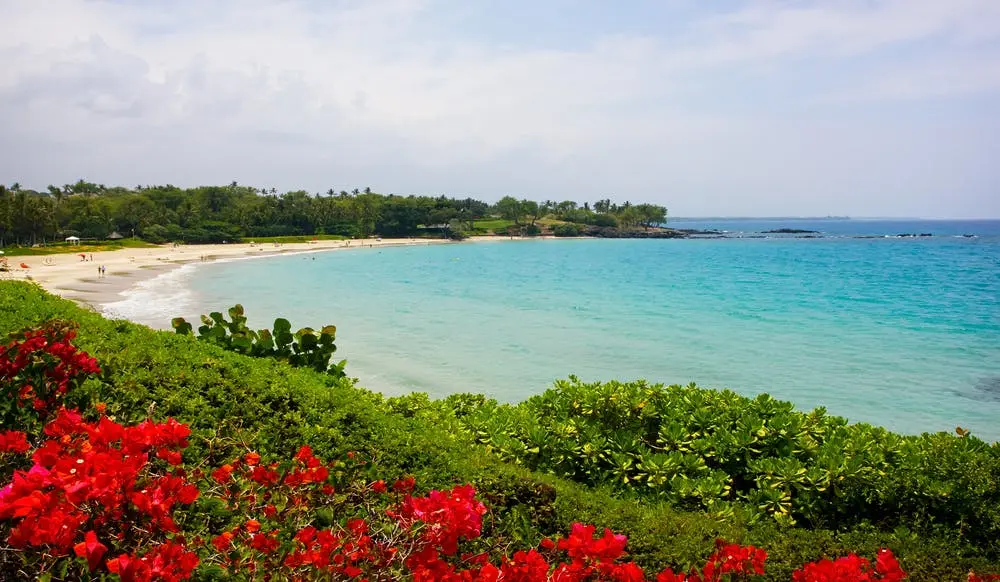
[524,224,543,236]
[553,223,583,237]
[171,304,348,378]
[446,377,1000,556]
[140,224,170,244]
[591,214,618,227]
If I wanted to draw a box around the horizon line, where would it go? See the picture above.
[670,216,1000,221]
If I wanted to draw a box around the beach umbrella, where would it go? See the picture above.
[65,236,80,242]
[20,263,30,269]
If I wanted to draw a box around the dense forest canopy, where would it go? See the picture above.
[0,181,667,245]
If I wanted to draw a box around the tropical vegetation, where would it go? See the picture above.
[0,181,667,246]
[428,378,1000,550]
[1,282,999,580]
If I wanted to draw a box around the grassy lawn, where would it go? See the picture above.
[0,239,159,256]
[472,218,516,234]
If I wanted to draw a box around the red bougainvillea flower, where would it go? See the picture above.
[0,405,200,563]
[792,549,905,582]
[212,531,235,553]
[558,523,628,563]
[73,530,108,571]
[1,323,100,420]
[0,430,30,454]
[107,541,199,582]
[393,476,416,493]
[106,553,151,582]
[706,540,768,578]
[395,484,488,555]
[211,464,234,484]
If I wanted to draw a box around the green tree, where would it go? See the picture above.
[635,204,667,230]
[495,196,522,225]
[115,195,159,236]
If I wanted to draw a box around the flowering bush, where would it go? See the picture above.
[3,322,1000,581]
[790,550,904,582]
[0,320,100,429]
[0,406,200,579]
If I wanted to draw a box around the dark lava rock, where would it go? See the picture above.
[676,229,723,235]
[763,228,819,234]
[582,226,688,239]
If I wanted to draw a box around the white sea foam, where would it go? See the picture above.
[100,264,200,329]
[98,248,341,328]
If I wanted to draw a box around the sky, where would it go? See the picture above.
[1,0,998,218]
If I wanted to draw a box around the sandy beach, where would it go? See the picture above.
[2,237,453,309]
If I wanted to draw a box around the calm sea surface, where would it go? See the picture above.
[105,219,1000,441]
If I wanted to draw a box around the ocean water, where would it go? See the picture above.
[104,219,1000,442]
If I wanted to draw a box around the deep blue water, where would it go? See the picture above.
[669,218,1000,238]
[106,219,1000,441]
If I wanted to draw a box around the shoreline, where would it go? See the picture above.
[4,237,455,311]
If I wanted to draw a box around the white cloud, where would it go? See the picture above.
[0,0,998,216]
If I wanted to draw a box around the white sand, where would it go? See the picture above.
[2,238,453,308]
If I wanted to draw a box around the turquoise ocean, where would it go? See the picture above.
[104,219,1000,442]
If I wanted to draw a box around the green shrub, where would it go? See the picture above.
[591,213,618,227]
[171,304,348,378]
[445,377,1000,558]
[552,223,583,237]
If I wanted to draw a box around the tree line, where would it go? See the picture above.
[0,181,667,246]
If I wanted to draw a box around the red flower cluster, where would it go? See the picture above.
[792,549,905,582]
[0,405,198,576]
[107,541,200,582]
[284,445,331,486]
[395,483,487,554]
[0,429,30,454]
[656,540,767,581]
[284,520,379,576]
[0,322,100,419]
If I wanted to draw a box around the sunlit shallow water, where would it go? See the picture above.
[104,219,1000,441]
